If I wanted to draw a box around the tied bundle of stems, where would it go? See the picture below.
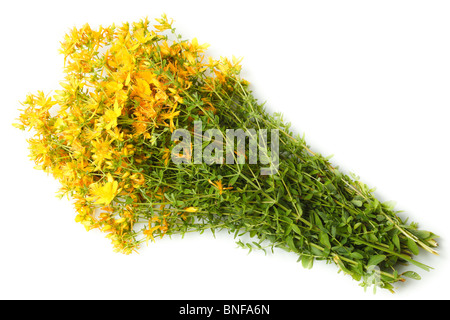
[15,15,438,292]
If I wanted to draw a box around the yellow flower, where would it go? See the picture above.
[143,225,161,245]
[103,99,122,130]
[190,37,210,52]
[154,13,173,32]
[104,81,124,94]
[102,224,113,232]
[134,78,151,97]
[208,180,233,195]
[133,28,155,44]
[161,107,180,132]
[88,173,120,205]
[162,148,171,166]
[91,137,114,169]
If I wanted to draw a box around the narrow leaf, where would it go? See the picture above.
[402,271,421,280]
[367,254,386,267]
[407,238,420,255]
[291,224,302,236]
[392,233,401,252]
[319,232,331,249]
[350,252,364,260]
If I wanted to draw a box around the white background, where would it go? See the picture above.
[1,0,449,300]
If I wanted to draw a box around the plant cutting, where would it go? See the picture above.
[14,15,439,292]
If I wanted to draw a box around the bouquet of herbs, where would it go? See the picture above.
[15,15,438,292]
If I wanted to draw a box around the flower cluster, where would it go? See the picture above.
[15,15,242,254]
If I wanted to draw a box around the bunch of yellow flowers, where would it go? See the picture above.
[16,15,242,254]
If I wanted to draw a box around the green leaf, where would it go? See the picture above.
[301,255,314,269]
[236,239,245,249]
[392,233,401,252]
[408,259,431,272]
[319,232,331,249]
[314,213,323,228]
[407,238,420,255]
[382,200,397,210]
[291,224,302,236]
[296,203,303,217]
[252,241,263,250]
[228,174,239,186]
[402,271,421,280]
[352,200,363,207]
[410,230,431,240]
[350,252,364,260]
[367,254,386,267]
[310,246,323,257]
[286,236,296,252]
